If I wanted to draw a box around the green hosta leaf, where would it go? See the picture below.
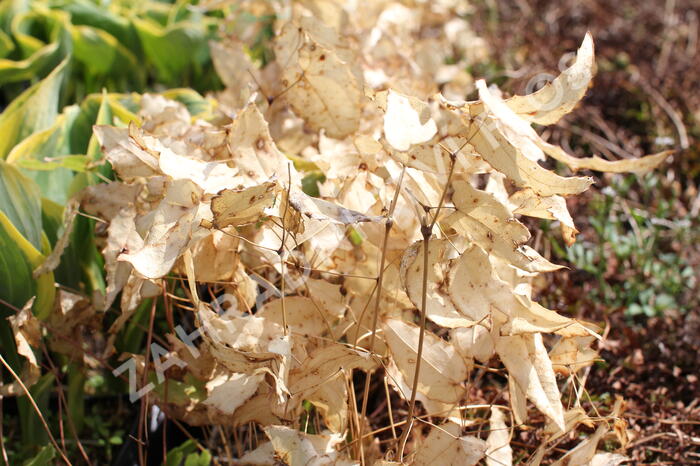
[161,88,211,117]
[0,211,54,319]
[0,0,29,31]
[0,58,68,159]
[148,372,207,406]
[52,0,138,51]
[0,159,42,248]
[69,24,140,79]
[0,161,55,318]
[15,155,88,172]
[0,28,15,58]
[132,17,209,85]
[0,211,36,314]
[0,7,70,85]
[69,24,118,74]
[6,105,82,204]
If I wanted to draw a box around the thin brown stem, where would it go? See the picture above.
[137,299,157,466]
[397,151,457,461]
[397,222,432,461]
[356,166,406,464]
[279,163,293,335]
[0,353,72,465]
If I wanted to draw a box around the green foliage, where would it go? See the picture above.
[165,440,212,466]
[0,0,223,106]
[0,43,217,461]
[551,173,697,318]
[22,444,55,466]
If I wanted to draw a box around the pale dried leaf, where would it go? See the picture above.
[509,190,578,246]
[471,82,593,196]
[289,344,377,399]
[444,212,564,273]
[227,103,300,185]
[447,244,520,323]
[210,182,278,228]
[203,371,264,415]
[542,144,671,174]
[549,336,599,375]
[544,407,594,440]
[508,375,528,427]
[33,198,79,277]
[235,441,276,465]
[452,180,530,246]
[486,407,513,466]
[551,424,608,466]
[589,452,630,466]
[258,296,329,338]
[383,318,467,403]
[263,425,349,466]
[382,89,437,151]
[275,20,363,139]
[307,373,348,433]
[400,240,479,328]
[495,333,565,431]
[506,33,594,125]
[289,189,382,225]
[451,326,495,363]
[414,423,487,466]
[158,145,241,195]
[0,299,41,396]
[93,125,159,180]
[81,181,141,221]
[100,207,143,310]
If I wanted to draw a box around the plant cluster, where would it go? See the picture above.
[0,0,224,106]
[0,1,672,464]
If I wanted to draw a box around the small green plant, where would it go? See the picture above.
[551,173,696,318]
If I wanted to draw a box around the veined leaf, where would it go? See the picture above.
[0,58,68,159]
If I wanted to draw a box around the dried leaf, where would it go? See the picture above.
[258,296,329,338]
[227,103,300,185]
[495,333,565,431]
[210,181,278,228]
[307,373,348,433]
[381,89,437,151]
[451,326,495,363]
[203,370,264,415]
[473,80,593,197]
[275,19,363,139]
[289,344,377,399]
[118,179,202,279]
[589,452,631,466]
[551,423,608,466]
[263,425,350,466]
[383,318,467,403]
[505,33,595,125]
[93,125,158,180]
[549,336,599,375]
[0,299,41,396]
[544,407,594,440]
[400,239,478,328]
[414,423,487,466]
[509,190,578,246]
[486,407,513,466]
[542,145,672,174]
[33,198,79,277]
